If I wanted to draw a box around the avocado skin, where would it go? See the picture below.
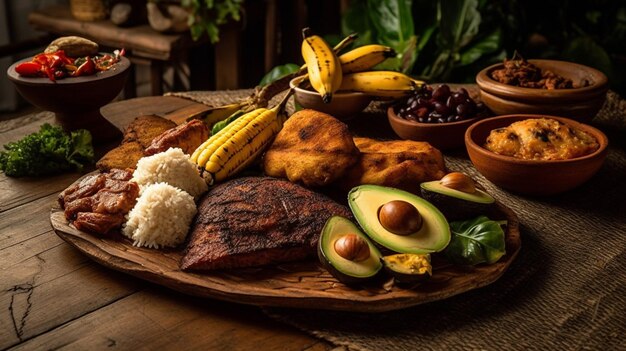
[420,188,493,221]
[317,216,383,285]
[317,243,381,285]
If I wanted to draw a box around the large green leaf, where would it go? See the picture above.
[437,0,481,50]
[459,27,501,66]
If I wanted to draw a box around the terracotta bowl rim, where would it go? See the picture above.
[288,76,369,98]
[476,59,609,99]
[465,114,609,165]
[7,54,131,86]
[387,105,481,128]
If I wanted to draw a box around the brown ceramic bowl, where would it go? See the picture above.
[387,106,480,150]
[476,59,608,122]
[289,76,372,120]
[465,114,609,195]
[7,55,131,142]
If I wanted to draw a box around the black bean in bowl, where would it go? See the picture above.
[394,84,490,123]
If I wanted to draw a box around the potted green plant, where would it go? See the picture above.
[147,0,243,43]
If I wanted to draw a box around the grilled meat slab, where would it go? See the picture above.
[181,176,352,271]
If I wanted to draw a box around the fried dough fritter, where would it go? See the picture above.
[96,115,176,171]
[263,109,360,187]
[338,137,446,194]
[122,115,177,147]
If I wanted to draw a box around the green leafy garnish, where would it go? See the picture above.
[0,124,94,177]
[444,216,507,266]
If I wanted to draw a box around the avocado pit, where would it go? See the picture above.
[440,172,476,193]
[378,200,423,236]
[334,233,370,262]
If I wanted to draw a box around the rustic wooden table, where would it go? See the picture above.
[0,100,333,350]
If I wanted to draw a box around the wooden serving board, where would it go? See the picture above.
[51,193,520,313]
[61,92,520,312]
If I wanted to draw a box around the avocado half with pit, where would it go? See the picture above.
[420,179,495,220]
[348,185,450,254]
[318,216,383,285]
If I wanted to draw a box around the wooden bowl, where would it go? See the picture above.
[289,76,372,120]
[7,55,131,142]
[476,60,608,122]
[465,114,609,195]
[387,106,480,150]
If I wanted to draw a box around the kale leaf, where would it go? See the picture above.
[0,124,94,177]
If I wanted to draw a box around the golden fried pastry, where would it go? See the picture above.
[338,137,446,194]
[484,118,599,160]
[263,109,360,187]
[96,115,176,171]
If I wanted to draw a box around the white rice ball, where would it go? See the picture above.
[123,182,197,248]
[132,147,208,199]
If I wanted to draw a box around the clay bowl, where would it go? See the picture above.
[476,60,608,122]
[387,106,480,150]
[289,76,372,120]
[7,55,131,142]
[465,114,609,196]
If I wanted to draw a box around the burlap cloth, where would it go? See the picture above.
[167,88,626,350]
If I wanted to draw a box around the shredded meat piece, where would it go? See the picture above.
[490,56,586,89]
[74,212,126,234]
[59,169,139,235]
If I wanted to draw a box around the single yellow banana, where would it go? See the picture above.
[339,45,396,73]
[340,71,421,98]
[301,28,342,103]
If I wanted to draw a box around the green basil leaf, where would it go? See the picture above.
[444,216,506,265]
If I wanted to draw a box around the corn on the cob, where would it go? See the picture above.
[191,91,293,185]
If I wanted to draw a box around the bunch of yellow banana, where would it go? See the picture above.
[191,90,293,185]
[300,28,423,100]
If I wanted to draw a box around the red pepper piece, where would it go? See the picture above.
[15,62,43,77]
[73,58,95,76]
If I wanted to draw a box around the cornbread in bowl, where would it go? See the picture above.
[464,114,608,195]
[476,59,608,122]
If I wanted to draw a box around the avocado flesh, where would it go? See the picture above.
[318,216,382,284]
[382,253,432,284]
[420,181,495,220]
[348,185,451,254]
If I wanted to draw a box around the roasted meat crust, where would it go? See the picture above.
[181,176,352,271]
[144,119,209,156]
[59,169,139,235]
[96,115,176,171]
[337,137,446,194]
[263,109,360,187]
